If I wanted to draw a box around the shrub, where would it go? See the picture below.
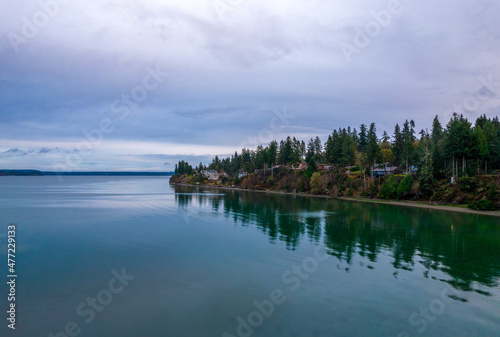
[329,185,340,197]
[418,172,436,198]
[458,177,479,192]
[169,175,180,184]
[468,199,498,210]
[240,177,253,189]
[276,174,296,191]
[304,163,316,178]
[310,172,326,194]
[379,175,398,199]
[321,173,337,191]
[397,174,414,199]
[296,176,310,192]
[488,187,497,199]
[431,184,465,204]
[363,180,379,198]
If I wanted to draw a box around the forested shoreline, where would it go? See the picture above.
[171,114,500,210]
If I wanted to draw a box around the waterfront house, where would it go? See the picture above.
[293,161,308,170]
[238,170,248,179]
[317,164,332,171]
[201,170,219,180]
[372,163,399,178]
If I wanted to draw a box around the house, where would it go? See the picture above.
[317,164,332,171]
[372,163,399,178]
[238,170,248,179]
[399,165,419,175]
[293,161,308,170]
[201,170,219,181]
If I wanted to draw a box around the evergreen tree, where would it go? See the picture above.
[474,125,489,174]
[324,134,335,164]
[300,140,306,159]
[306,138,315,164]
[392,123,404,165]
[175,160,193,175]
[313,136,323,163]
[352,128,359,147]
[268,141,278,167]
[340,128,355,167]
[381,131,390,143]
[430,115,445,178]
[419,136,435,197]
[489,117,500,168]
[291,137,302,166]
[278,137,294,166]
[443,114,472,178]
[331,129,343,165]
[254,145,266,170]
[358,124,368,152]
[232,151,242,172]
[366,123,381,177]
[210,155,221,171]
[475,115,499,172]
[401,120,417,173]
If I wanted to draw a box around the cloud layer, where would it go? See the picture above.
[1,0,499,170]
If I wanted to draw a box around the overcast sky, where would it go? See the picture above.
[1,0,499,171]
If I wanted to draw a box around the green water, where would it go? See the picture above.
[0,177,498,337]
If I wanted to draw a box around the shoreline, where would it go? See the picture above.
[172,183,500,217]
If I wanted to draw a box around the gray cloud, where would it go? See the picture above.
[0,0,499,170]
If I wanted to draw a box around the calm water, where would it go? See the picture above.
[0,176,499,337]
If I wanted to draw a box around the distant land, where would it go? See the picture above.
[0,170,173,176]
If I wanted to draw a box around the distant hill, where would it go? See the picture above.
[0,170,173,176]
[42,171,174,176]
[0,170,43,176]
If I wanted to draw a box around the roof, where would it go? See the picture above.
[372,167,398,172]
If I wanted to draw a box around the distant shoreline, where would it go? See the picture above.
[0,170,173,176]
[173,182,500,217]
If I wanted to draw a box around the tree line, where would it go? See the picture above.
[175,113,500,181]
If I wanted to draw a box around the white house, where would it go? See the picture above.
[201,170,219,181]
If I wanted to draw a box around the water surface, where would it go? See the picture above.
[0,176,498,337]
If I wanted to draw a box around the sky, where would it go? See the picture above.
[1,0,500,171]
